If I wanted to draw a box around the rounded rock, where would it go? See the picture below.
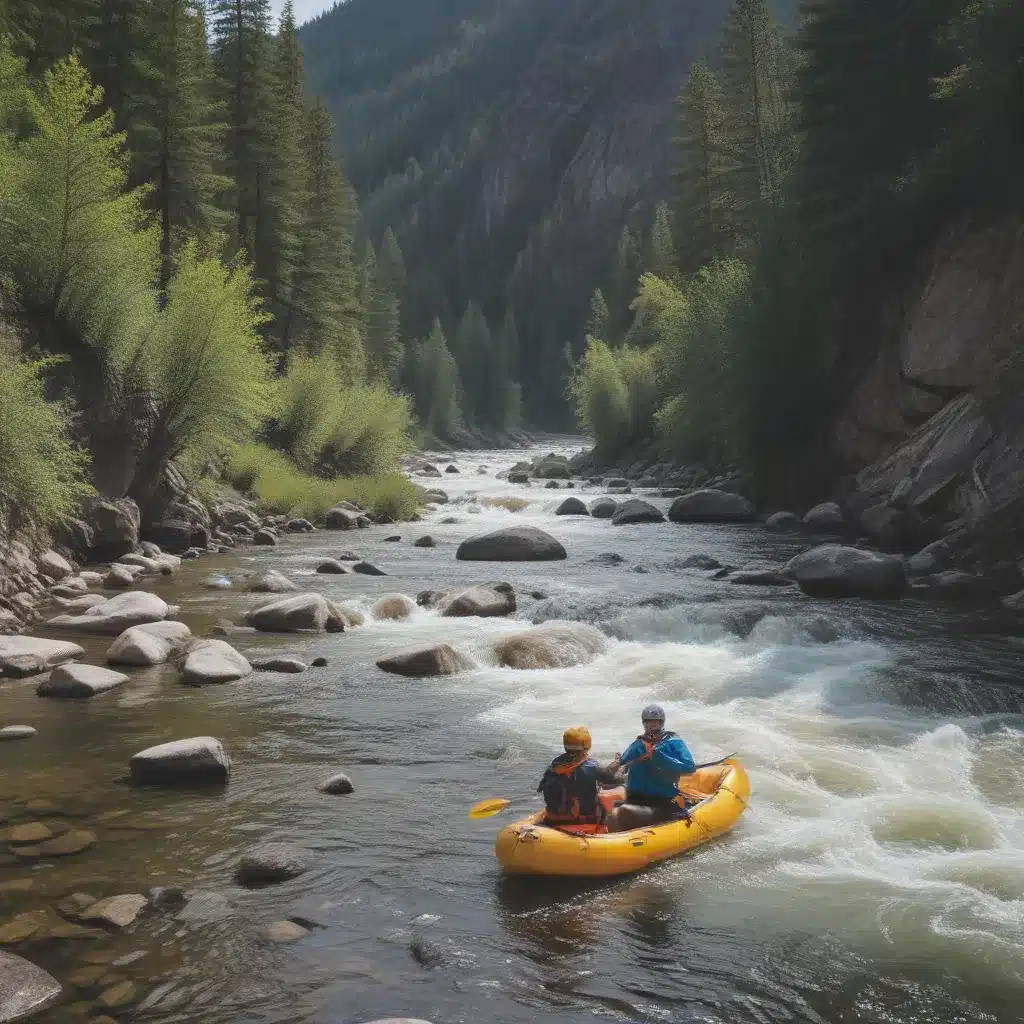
[236,842,314,886]
[317,773,354,795]
[0,725,37,741]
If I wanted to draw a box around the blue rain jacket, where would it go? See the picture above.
[620,731,695,800]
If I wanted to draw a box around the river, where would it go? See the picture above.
[2,441,1023,1024]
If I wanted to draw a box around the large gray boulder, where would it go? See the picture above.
[106,621,192,666]
[493,622,607,670]
[324,506,360,530]
[130,736,231,785]
[440,583,516,618]
[785,544,907,599]
[246,593,346,632]
[611,499,665,526]
[532,455,571,479]
[246,570,300,593]
[765,511,800,531]
[456,526,566,561]
[376,644,474,677]
[802,502,846,533]
[555,497,588,516]
[588,497,617,519]
[0,951,62,1022]
[182,640,251,685]
[37,663,130,698]
[47,591,171,634]
[0,637,84,678]
[236,842,314,886]
[668,490,756,523]
[37,550,74,582]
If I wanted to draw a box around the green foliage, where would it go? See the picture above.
[0,346,93,533]
[274,350,343,470]
[227,442,418,521]
[407,318,462,440]
[585,289,609,341]
[7,55,158,372]
[647,202,678,283]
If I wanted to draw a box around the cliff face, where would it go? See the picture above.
[833,215,1024,564]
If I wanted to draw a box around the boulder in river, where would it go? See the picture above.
[103,565,135,589]
[0,637,83,677]
[802,502,845,533]
[413,535,436,547]
[588,497,617,519]
[555,497,588,516]
[373,595,414,621]
[352,560,387,576]
[79,894,147,929]
[440,583,516,618]
[765,511,800,531]
[324,506,360,530]
[785,544,907,599]
[246,570,300,593]
[0,726,36,741]
[668,490,756,523]
[493,622,608,670]
[286,518,314,533]
[37,663,130,699]
[316,559,350,574]
[456,526,566,562]
[236,842,314,886]
[106,621,191,667]
[611,499,666,526]
[533,455,570,480]
[47,591,171,634]
[508,471,530,484]
[130,736,231,785]
[0,951,62,1021]
[253,529,278,546]
[317,773,354,794]
[376,644,474,678]
[53,593,107,612]
[591,552,625,566]
[246,594,346,633]
[182,640,251,685]
[251,657,308,674]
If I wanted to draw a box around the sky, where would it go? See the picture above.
[270,0,334,26]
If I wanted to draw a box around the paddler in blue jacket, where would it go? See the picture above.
[605,704,696,832]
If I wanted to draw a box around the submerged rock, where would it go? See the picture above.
[80,894,147,929]
[456,526,566,561]
[251,657,307,674]
[130,736,231,786]
[317,773,354,795]
[785,544,907,599]
[236,842,314,886]
[493,622,608,670]
[376,644,473,678]
[0,951,62,1021]
[316,560,350,574]
[36,664,129,699]
[265,920,309,943]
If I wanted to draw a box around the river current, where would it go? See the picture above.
[2,441,1024,1024]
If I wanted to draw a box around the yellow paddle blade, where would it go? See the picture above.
[468,797,511,820]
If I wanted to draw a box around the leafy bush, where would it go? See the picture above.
[273,351,342,471]
[227,443,418,522]
[0,345,93,533]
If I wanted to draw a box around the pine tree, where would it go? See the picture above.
[674,58,733,273]
[610,226,641,342]
[415,318,461,439]
[499,307,520,385]
[453,301,492,426]
[287,97,363,378]
[586,288,609,340]
[648,202,677,281]
[130,0,230,285]
[377,226,407,296]
[85,0,140,123]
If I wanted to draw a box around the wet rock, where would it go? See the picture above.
[0,911,48,945]
[47,591,171,635]
[317,773,354,795]
[383,535,402,542]
[508,472,530,484]
[668,490,756,523]
[66,964,106,986]
[130,736,231,786]
[246,570,300,594]
[253,529,278,546]
[555,497,588,516]
[906,537,956,576]
[785,544,907,599]
[728,569,793,586]
[182,640,251,685]
[603,478,629,489]
[588,498,617,519]
[96,979,137,1009]
[265,920,308,943]
[416,590,443,608]
[591,552,625,566]
[311,657,328,667]
[324,507,360,530]
[286,519,314,533]
[0,950,61,1020]
[102,566,135,589]
[55,894,96,920]
[236,842,314,886]
[611,499,666,526]
[52,594,107,612]
[147,887,187,911]
[456,526,566,562]
[246,593,344,632]
[80,894,147,930]
[37,664,129,699]
[316,560,350,574]
[37,551,74,582]
[674,553,723,570]
[32,830,97,857]
[802,502,845,533]
[765,511,800,531]
[493,622,607,670]
[631,565,649,573]
[0,637,84,678]
[0,727,36,742]
[544,479,561,489]
[376,644,473,678]
[439,516,460,525]
[440,583,516,618]
[51,577,89,597]
[372,595,414,621]
[251,657,308,674]
[336,551,360,561]
[413,535,436,548]
[6,824,51,845]
[352,560,386,576]
[174,891,232,924]
[529,590,548,600]
[106,621,191,667]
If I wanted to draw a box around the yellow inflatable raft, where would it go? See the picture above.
[494,758,749,877]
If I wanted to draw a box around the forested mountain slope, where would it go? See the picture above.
[302,0,795,423]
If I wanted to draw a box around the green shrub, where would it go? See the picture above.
[227,443,418,522]
[0,347,93,533]
[273,350,341,471]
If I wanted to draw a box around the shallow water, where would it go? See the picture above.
[2,440,1024,1023]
